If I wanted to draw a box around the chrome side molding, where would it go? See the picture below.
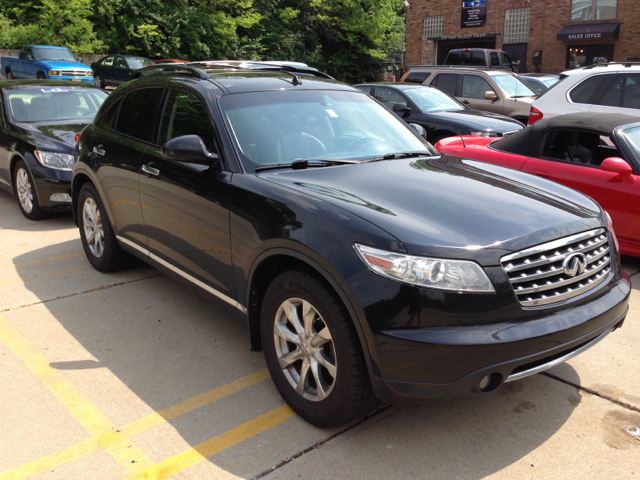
[116,235,246,314]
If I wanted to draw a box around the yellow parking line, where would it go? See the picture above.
[0,265,92,287]
[0,314,154,475]
[0,368,271,479]
[0,252,85,273]
[125,405,296,480]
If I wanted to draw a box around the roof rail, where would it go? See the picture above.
[583,61,640,69]
[186,60,334,80]
[130,64,210,80]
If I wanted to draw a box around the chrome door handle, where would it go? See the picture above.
[93,146,105,156]
[142,163,160,177]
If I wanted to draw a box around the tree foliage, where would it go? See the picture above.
[0,0,404,82]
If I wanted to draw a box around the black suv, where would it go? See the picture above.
[72,63,630,427]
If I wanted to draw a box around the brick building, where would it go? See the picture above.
[405,0,640,74]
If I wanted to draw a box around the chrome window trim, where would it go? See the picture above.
[116,235,246,313]
[566,72,614,106]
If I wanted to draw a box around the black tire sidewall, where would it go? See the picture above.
[14,160,45,220]
[261,270,360,426]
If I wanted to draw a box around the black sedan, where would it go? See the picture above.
[0,80,108,218]
[355,83,524,144]
[91,55,155,88]
[72,64,629,427]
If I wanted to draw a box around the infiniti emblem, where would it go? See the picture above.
[563,253,588,277]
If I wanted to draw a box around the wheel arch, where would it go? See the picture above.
[246,247,381,392]
[71,172,94,226]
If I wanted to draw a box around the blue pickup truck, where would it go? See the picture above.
[2,45,94,83]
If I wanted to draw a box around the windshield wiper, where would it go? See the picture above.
[361,150,435,162]
[255,159,359,172]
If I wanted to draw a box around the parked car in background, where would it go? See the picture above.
[400,66,538,124]
[521,73,561,95]
[436,113,640,257]
[72,63,629,428]
[1,45,94,83]
[0,81,107,219]
[442,48,514,70]
[90,55,155,88]
[354,83,523,144]
[529,63,640,125]
[155,59,188,64]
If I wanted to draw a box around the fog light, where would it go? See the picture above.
[479,375,491,390]
[49,193,72,203]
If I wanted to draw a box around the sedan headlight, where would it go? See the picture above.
[49,69,60,76]
[354,244,494,292]
[470,132,499,137]
[34,151,75,171]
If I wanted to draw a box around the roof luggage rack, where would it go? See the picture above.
[130,64,210,80]
[186,60,334,80]
[583,61,640,69]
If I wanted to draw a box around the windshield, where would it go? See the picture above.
[34,48,76,62]
[403,87,465,112]
[7,88,108,122]
[126,57,155,69]
[620,126,640,162]
[491,74,537,97]
[221,90,435,172]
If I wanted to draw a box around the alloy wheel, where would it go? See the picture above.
[82,197,104,257]
[94,75,102,88]
[273,298,337,401]
[16,168,33,213]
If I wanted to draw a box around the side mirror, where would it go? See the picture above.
[409,123,427,138]
[393,102,411,112]
[78,57,83,63]
[161,135,218,166]
[601,157,635,183]
[484,91,498,101]
[25,55,33,61]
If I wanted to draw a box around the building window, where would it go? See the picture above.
[423,15,444,39]
[571,0,617,22]
[504,8,530,44]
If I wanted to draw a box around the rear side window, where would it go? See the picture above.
[445,51,484,66]
[404,71,431,84]
[570,75,614,104]
[461,75,492,99]
[102,56,114,67]
[597,75,623,107]
[115,88,163,143]
[433,74,459,96]
[622,74,640,109]
[159,89,217,153]
[96,97,122,130]
[355,86,372,94]
[490,52,500,67]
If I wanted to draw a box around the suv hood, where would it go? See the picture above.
[260,156,604,265]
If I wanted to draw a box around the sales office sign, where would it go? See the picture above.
[568,33,602,39]
[461,0,487,28]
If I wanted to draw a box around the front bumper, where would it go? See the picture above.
[346,265,630,404]
[50,76,94,84]
[30,163,72,210]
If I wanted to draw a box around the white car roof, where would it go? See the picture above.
[560,63,640,77]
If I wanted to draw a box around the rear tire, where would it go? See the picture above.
[78,182,131,272]
[14,160,46,220]
[261,268,378,427]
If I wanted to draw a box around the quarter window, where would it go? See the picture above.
[571,0,617,21]
[159,89,216,153]
[355,86,372,94]
[570,75,614,104]
[96,97,122,130]
[115,88,163,143]
[461,75,493,99]
[433,74,459,96]
[404,71,431,85]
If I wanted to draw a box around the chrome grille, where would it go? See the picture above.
[501,228,611,307]
[58,70,92,77]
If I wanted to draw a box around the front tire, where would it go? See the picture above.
[261,268,377,427]
[14,160,45,220]
[78,182,130,272]
[36,71,46,80]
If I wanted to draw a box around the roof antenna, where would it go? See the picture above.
[458,130,467,147]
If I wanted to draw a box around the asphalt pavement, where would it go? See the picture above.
[0,188,638,480]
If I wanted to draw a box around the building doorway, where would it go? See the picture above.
[436,38,496,65]
[502,44,527,72]
[566,44,614,69]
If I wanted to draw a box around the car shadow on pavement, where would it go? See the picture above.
[7,239,586,479]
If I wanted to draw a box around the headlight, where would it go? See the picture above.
[605,212,619,253]
[470,132,499,137]
[34,151,75,171]
[49,70,60,76]
[354,244,495,292]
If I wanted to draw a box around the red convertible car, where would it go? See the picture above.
[436,113,640,257]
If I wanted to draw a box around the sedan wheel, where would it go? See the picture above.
[261,268,379,427]
[14,161,45,219]
[273,298,337,402]
[82,197,104,258]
